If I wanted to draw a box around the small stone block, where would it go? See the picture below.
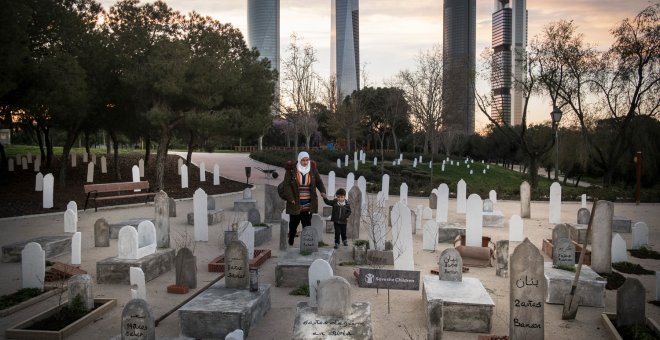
[292,302,372,340]
[186,210,224,226]
[207,249,272,273]
[254,226,272,247]
[541,239,591,266]
[167,284,190,294]
[423,275,494,333]
[96,248,175,284]
[544,262,605,307]
[109,218,153,239]
[233,199,257,212]
[366,249,394,265]
[178,282,271,339]
[482,211,504,228]
[275,248,336,287]
[437,223,466,243]
[2,234,73,263]
[612,216,631,233]
[567,223,591,244]
[326,219,334,233]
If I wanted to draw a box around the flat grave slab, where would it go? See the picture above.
[109,218,153,239]
[254,226,272,246]
[541,239,591,266]
[612,216,631,233]
[544,262,605,307]
[567,223,590,245]
[423,275,494,333]
[96,248,175,284]
[437,223,466,243]
[292,301,372,340]
[186,209,224,226]
[482,211,504,228]
[178,282,271,339]
[234,199,257,212]
[2,234,73,263]
[276,248,335,287]
[208,249,272,272]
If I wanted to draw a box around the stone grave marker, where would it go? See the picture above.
[632,222,648,249]
[489,190,497,204]
[465,194,483,247]
[581,194,587,208]
[457,179,467,213]
[264,184,284,223]
[181,164,188,188]
[483,199,493,212]
[336,158,341,168]
[154,191,170,248]
[21,242,45,289]
[15,154,21,166]
[510,239,545,339]
[169,197,176,217]
[439,248,462,281]
[101,156,107,173]
[429,193,437,210]
[611,233,627,263]
[382,174,390,201]
[300,226,318,253]
[346,172,354,190]
[308,259,333,307]
[119,226,139,260]
[354,152,358,171]
[71,232,81,265]
[225,241,249,289]
[238,221,255,260]
[94,218,110,247]
[71,152,76,167]
[91,153,96,165]
[549,182,561,224]
[399,182,408,204]
[131,165,140,191]
[374,157,377,166]
[279,220,288,251]
[243,187,252,199]
[436,184,449,223]
[577,208,590,224]
[226,330,244,340]
[328,171,336,197]
[130,267,147,300]
[553,238,575,267]
[347,186,361,239]
[317,276,352,317]
[520,181,531,218]
[26,152,32,163]
[391,202,414,270]
[137,221,157,257]
[64,209,77,233]
[344,154,349,167]
[591,200,614,274]
[138,158,144,177]
[552,223,570,242]
[616,278,645,328]
[413,159,418,167]
[177,158,183,175]
[68,274,94,310]
[213,163,220,185]
[422,206,433,220]
[43,173,54,208]
[496,240,509,277]
[7,158,13,171]
[414,206,422,234]
[311,214,323,241]
[199,161,206,182]
[248,208,261,225]
[193,188,208,241]
[357,176,367,209]
[175,247,196,289]
[86,162,94,183]
[35,172,43,191]
[509,215,524,242]
[207,196,216,210]
[21,157,28,170]
[33,156,40,172]
[423,220,438,251]
[121,298,155,340]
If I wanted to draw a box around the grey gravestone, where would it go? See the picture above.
[168,197,176,217]
[577,208,590,224]
[225,241,249,289]
[94,218,110,247]
[439,248,462,282]
[121,298,155,340]
[264,184,284,223]
[207,196,215,211]
[279,220,288,251]
[429,193,437,210]
[510,239,545,340]
[591,200,614,274]
[496,240,509,278]
[552,224,571,263]
[616,278,646,328]
[317,276,352,317]
[483,199,494,212]
[520,181,531,218]
[248,208,261,225]
[154,191,170,248]
[347,186,362,239]
[68,274,94,311]
[553,238,575,266]
[300,227,318,253]
[175,247,197,289]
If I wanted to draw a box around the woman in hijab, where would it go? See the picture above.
[282,151,327,246]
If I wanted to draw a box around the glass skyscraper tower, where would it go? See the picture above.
[247,0,280,75]
[511,0,527,126]
[492,0,513,124]
[442,0,476,135]
[331,0,359,100]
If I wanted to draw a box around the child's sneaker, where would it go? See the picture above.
[334,243,339,249]
[343,240,348,246]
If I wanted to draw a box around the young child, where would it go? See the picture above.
[323,188,352,249]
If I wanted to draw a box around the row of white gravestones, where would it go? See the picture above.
[435,184,449,223]
[43,173,54,208]
[465,194,483,247]
[193,188,208,241]
[118,222,157,260]
[549,182,562,224]
[391,202,414,270]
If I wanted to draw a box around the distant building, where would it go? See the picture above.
[331,0,360,101]
[247,0,279,111]
[511,0,527,126]
[491,0,513,125]
[442,0,476,135]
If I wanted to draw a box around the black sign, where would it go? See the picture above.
[357,268,420,291]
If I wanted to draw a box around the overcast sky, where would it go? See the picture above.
[98,0,654,130]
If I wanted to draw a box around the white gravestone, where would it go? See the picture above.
[21,157,27,170]
[193,188,208,241]
[71,152,77,167]
[178,158,183,175]
[213,163,220,185]
[8,158,14,171]
[91,153,96,165]
[391,202,414,270]
[581,194,587,208]
[67,200,77,217]
[226,330,244,340]
[466,194,483,247]
[373,157,377,166]
[415,205,423,234]
[308,259,333,307]
[591,200,614,274]
[632,222,649,250]
[346,172,355,191]
[489,190,497,204]
[101,156,107,173]
[328,171,336,198]
[344,155,349,167]
[311,214,324,243]
[509,215,524,242]
[118,226,139,259]
[423,220,439,251]
[549,182,562,224]
[510,239,545,339]
[86,162,94,183]
[71,232,81,265]
[357,176,367,209]
[520,181,531,218]
[422,207,433,220]
[43,173,54,208]
[436,184,449,223]
[138,158,144,177]
[199,161,206,182]
[399,183,408,204]
[337,158,341,168]
[33,156,40,172]
[382,174,390,201]
[611,233,627,263]
[35,172,43,191]
[354,152,358,171]
[441,164,445,172]
[130,267,147,300]
[181,164,189,188]
[137,221,157,258]
[132,165,140,191]
[238,221,255,260]
[64,209,77,233]
[83,152,88,163]
[457,179,467,214]
[413,159,417,167]
[26,152,32,163]
[22,242,45,289]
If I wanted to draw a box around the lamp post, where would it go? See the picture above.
[550,106,563,181]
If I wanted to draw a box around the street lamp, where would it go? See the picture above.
[550,106,563,181]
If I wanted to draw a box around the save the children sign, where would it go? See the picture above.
[357,268,420,291]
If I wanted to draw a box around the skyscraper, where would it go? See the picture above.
[247,0,279,113]
[511,0,527,126]
[442,0,476,135]
[491,0,513,124]
[331,0,359,100]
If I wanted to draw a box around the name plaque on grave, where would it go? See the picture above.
[358,268,420,290]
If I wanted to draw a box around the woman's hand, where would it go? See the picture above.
[321,192,327,199]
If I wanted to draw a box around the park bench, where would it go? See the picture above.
[83,181,155,212]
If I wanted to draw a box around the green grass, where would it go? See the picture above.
[299,250,312,256]
[553,264,576,272]
[629,246,660,260]
[0,288,42,310]
[289,284,309,296]
[612,261,655,275]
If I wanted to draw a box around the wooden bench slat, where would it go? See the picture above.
[84,181,150,193]
[95,193,156,201]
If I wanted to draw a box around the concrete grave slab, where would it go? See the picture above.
[482,211,504,228]
[3,234,73,263]
[437,223,466,243]
[275,248,335,287]
[612,216,632,233]
[108,218,154,239]
[96,248,175,284]
[543,262,605,307]
[292,302,372,340]
[187,209,224,226]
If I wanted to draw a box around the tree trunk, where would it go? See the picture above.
[113,137,121,181]
[258,135,263,150]
[144,135,151,166]
[379,134,385,175]
[186,130,195,166]
[105,130,111,155]
[528,156,540,190]
[155,126,171,191]
[305,134,311,149]
[58,129,80,188]
[392,132,399,155]
[84,131,91,159]
[574,174,582,187]
[0,143,8,185]
[44,127,53,169]
[36,129,45,162]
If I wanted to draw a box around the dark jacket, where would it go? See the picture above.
[323,197,351,225]
[282,160,326,215]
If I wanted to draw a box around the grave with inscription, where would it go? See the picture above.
[275,226,336,287]
[482,198,505,228]
[121,298,155,340]
[510,239,545,340]
[293,276,373,340]
[612,215,632,233]
[179,240,271,339]
[264,184,285,223]
[234,188,257,212]
[423,248,494,334]
[437,222,466,243]
[188,190,223,227]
